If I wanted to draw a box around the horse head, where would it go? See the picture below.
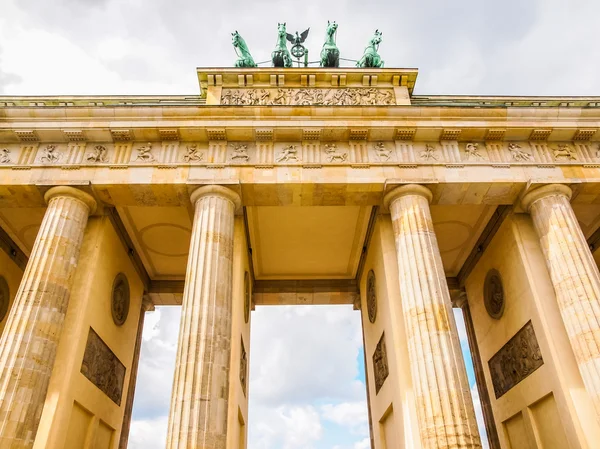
[277,22,286,37]
[371,29,382,46]
[232,31,243,48]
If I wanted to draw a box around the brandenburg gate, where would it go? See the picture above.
[2,56,600,449]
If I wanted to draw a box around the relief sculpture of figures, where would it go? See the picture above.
[420,144,438,161]
[276,145,301,163]
[356,29,384,68]
[464,142,484,160]
[320,21,340,68]
[232,31,257,68]
[324,143,347,162]
[221,88,395,106]
[135,143,155,162]
[374,142,392,161]
[488,321,543,398]
[41,145,60,163]
[231,144,250,162]
[552,144,577,160]
[508,143,532,161]
[183,145,204,162]
[86,145,108,163]
[0,148,10,164]
[272,23,293,68]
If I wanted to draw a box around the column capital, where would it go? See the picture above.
[142,295,155,313]
[452,290,469,309]
[520,183,572,213]
[383,184,433,210]
[44,186,97,215]
[190,185,242,211]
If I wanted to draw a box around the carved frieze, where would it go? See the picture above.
[221,88,396,106]
[0,277,9,322]
[81,328,126,405]
[464,143,485,161]
[373,332,389,394]
[484,269,505,320]
[0,149,11,164]
[230,144,250,162]
[367,270,377,323]
[183,145,204,162]
[135,143,155,162]
[508,143,531,161]
[373,142,392,161]
[276,145,301,163]
[420,144,438,161]
[240,337,247,396]
[111,273,130,326]
[488,321,543,399]
[86,145,108,163]
[0,140,593,169]
[40,145,61,163]
[324,143,347,163]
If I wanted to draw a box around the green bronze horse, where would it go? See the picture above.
[272,23,293,68]
[232,31,257,68]
[320,21,340,68]
[356,29,384,68]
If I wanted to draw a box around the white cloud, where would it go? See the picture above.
[128,416,169,449]
[321,402,369,436]
[453,308,469,346]
[471,385,490,449]
[353,438,371,449]
[249,405,323,449]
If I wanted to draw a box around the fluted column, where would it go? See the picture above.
[0,186,96,449]
[522,184,600,417]
[166,185,241,449]
[384,185,481,449]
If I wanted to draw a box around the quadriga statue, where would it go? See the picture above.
[272,22,293,67]
[232,31,257,68]
[357,30,384,68]
[320,21,340,68]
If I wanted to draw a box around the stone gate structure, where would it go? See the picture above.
[1,67,600,448]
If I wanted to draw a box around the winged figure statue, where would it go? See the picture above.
[286,28,310,46]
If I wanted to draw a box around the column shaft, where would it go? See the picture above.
[523,184,600,417]
[0,186,95,449]
[166,185,240,449]
[384,185,481,449]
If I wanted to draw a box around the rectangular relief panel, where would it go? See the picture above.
[372,332,389,394]
[530,393,570,449]
[488,320,543,398]
[240,337,247,397]
[81,327,126,406]
[66,401,93,449]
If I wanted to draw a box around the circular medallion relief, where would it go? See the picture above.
[111,273,130,326]
[244,271,250,324]
[0,277,9,322]
[484,269,505,320]
[367,270,377,323]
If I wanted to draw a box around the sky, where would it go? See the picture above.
[1,0,600,97]
[129,305,486,449]
[1,0,598,448]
